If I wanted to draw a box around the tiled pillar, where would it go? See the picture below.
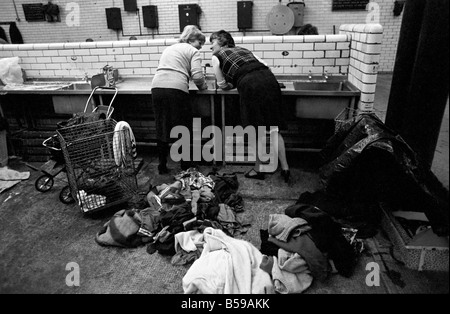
[340,24,384,112]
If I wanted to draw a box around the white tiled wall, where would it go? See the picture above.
[340,24,383,112]
[0,34,352,79]
[0,0,401,72]
[1,23,383,113]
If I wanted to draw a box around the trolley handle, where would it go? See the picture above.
[42,136,61,151]
[84,86,118,119]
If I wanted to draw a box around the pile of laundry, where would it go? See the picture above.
[180,202,364,294]
[257,203,364,294]
[96,168,251,261]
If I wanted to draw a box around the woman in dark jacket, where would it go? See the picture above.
[209,30,290,182]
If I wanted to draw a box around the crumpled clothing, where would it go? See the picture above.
[153,225,171,243]
[171,248,201,266]
[137,207,161,237]
[174,230,204,252]
[217,203,253,236]
[191,190,200,215]
[260,255,274,275]
[217,203,236,223]
[268,235,329,282]
[210,173,239,203]
[199,186,214,201]
[147,182,186,211]
[95,209,147,248]
[175,168,215,191]
[277,249,309,274]
[191,186,215,215]
[225,193,244,212]
[147,191,163,212]
[272,254,313,294]
[268,214,311,242]
[183,218,224,233]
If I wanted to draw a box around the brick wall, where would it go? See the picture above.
[0,0,401,72]
[0,34,351,79]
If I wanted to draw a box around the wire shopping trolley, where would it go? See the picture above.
[56,86,138,214]
[34,134,74,204]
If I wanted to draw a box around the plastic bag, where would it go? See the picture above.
[0,56,24,85]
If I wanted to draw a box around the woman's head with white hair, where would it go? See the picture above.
[179,25,206,49]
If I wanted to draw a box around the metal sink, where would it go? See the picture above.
[0,81,72,91]
[293,81,350,91]
[61,82,92,90]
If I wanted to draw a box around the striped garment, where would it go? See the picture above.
[214,46,260,86]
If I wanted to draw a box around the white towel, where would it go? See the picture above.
[0,166,30,181]
[182,227,274,294]
[0,166,30,194]
[113,121,137,166]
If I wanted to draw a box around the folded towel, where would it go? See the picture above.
[0,167,30,181]
[113,121,137,166]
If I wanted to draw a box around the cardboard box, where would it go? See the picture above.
[380,205,449,272]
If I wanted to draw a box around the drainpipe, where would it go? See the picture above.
[12,0,21,21]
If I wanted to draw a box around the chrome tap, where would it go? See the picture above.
[83,72,90,83]
[308,70,313,81]
[203,63,211,75]
[323,71,329,81]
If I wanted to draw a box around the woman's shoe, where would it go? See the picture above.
[244,168,265,180]
[281,169,290,183]
[158,164,169,175]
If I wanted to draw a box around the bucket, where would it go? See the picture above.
[287,1,305,27]
[0,130,8,167]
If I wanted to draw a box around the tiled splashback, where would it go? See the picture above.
[0,24,383,111]
[0,35,351,79]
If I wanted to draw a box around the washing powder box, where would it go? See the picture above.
[380,205,449,272]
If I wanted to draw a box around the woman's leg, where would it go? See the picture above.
[277,133,289,171]
[157,141,169,174]
[277,133,290,182]
[153,88,193,172]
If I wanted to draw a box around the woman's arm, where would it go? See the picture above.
[191,50,207,90]
[212,55,233,90]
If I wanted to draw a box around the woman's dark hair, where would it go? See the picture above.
[210,30,235,48]
[297,24,319,35]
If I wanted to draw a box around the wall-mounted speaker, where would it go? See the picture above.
[143,5,158,28]
[105,8,123,30]
[178,4,201,32]
[123,0,137,12]
[237,1,253,30]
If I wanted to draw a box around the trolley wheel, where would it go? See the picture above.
[35,174,54,192]
[59,186,75,204]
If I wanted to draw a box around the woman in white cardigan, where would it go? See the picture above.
[151,25,208,174]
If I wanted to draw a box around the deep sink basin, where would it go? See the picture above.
[293,81,350,91]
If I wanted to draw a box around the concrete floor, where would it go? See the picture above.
[0,74,448,295]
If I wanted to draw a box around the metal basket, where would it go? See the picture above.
[334,107,359,133]
[56,119,138,213]
[42,134,64,164]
